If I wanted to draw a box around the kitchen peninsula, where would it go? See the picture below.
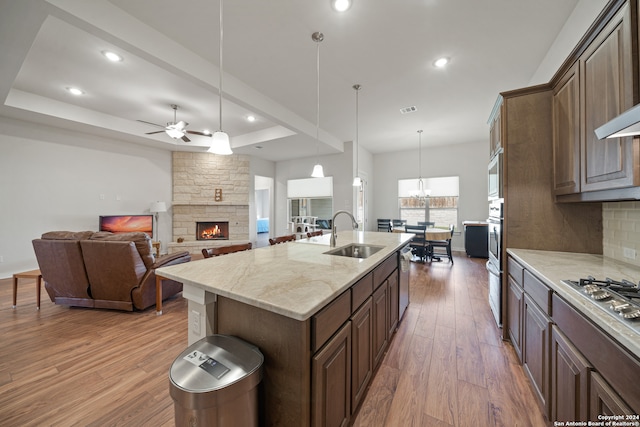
[157,231,413,426]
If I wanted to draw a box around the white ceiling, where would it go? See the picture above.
[0,0,580,162]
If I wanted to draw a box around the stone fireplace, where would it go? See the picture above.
[167,152,251,254]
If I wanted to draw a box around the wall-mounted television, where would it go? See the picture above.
[99,215,153,238]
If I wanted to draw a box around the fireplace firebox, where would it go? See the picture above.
[196,221,229,240]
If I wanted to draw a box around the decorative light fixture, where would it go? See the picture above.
[331,0,352,12]
[208,0,233,155]
[410,130,431,200]
[311,31,325,178]
[165,105,186,139]
[352,84,362,187]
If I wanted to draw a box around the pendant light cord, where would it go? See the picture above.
[218,0,224,132]
[354,84,361,176]
[315,36,320,160]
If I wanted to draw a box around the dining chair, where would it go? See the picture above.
[377,219,392,232]
[202,242,252,258]
[404,224,428,262]
[306,230,323,238]
[427,224,455,264]
[392,219,406,228]
[269,234,297,245]
[418,221,435,228]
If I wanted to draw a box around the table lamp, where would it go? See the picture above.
[149,201,167,242]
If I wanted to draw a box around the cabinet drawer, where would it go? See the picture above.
[508,256,524,287]
[523,269,552,315]
[373,254,397,290]
[312,290,351,353]
[352,272,373,312]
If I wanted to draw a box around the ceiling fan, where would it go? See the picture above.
[137,104,211,142]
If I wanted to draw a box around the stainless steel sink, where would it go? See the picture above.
[324,244,384,259]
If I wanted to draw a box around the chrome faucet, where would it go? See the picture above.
[331,210,359,247]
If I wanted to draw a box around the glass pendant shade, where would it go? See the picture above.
[208,131,232,155]
[311,163,325,178]
[352,176,362,187]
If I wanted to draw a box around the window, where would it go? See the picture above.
[398,176,459,228]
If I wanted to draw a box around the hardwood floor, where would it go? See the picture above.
[0,254,547,426]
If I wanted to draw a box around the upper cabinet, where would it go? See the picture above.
[553,1,640,200]
[489,99,502,158]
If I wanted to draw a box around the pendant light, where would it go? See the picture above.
[310,31,325,178]
[208,0,232,155]
[411,130,430,199]
[352,84,362,187]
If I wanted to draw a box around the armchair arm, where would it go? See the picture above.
[152,251,191,269]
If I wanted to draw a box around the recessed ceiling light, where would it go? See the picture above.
[102,50,123,62]
[66,87,84,96]
[246,115,256,122]
[203,129,212,135]
[331,0,352,12]
[434,57,449,68]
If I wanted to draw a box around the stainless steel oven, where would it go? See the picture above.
[487,199,503,327]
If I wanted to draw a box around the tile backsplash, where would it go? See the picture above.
[603,201,640,267]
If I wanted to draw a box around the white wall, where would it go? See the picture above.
[372,140,488,251]
[0,117,172,279]
[529,0,609,84]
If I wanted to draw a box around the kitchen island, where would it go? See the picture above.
[157,231,413,426]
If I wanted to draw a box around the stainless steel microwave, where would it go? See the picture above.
[488,151,503,200]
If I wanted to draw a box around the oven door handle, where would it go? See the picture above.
[486,260,500,276]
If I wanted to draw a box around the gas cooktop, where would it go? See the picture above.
[561,276,640,334]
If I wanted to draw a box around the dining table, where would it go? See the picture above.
[393,226,451,240]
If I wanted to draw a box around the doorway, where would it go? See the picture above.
[255,175,273,248]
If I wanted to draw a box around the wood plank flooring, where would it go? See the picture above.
[0,254,547,426]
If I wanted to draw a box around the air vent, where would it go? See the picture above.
[400,106,417,114]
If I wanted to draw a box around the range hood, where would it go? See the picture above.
[595,103,640,139]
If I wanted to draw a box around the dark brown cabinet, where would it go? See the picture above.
[350,297,373,412]
[507,276,524,361]
[312,321,352,427]
[589,371,634,419]
[387,270,399,337]
[372,281,388,369]
[553,61,581,195]
[523,294,551,418]
[550,325,591,422]
[489,107,502,158]
[580,3,635,192]
[552,1,639,199]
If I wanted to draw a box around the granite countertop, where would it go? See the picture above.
[157,231,413,321]
[507,248,640,358]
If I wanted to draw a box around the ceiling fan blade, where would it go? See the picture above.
[186,130,212,137]
[137,119,165,128]
[181,135,191,142]
[145,131,165,135]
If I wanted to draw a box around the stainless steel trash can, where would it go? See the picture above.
[169,335,264,427]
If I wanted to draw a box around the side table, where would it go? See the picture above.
[13,269,43,310]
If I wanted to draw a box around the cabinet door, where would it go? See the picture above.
[589,371,634,420]
[351,298,373,412]
[523,294,551,418]
[553,61,581,195]
[372,282,388,369]
[387,270,399,337]
[312,322,352,427]
[580,3,635,192]
[507,277,524,362]
[551,325,591,422]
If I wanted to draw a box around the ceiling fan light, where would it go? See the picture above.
[209,131,232,155]
[165,127,185,139]
[311,163,325,178]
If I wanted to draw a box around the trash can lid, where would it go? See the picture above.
[170,335,264,393]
